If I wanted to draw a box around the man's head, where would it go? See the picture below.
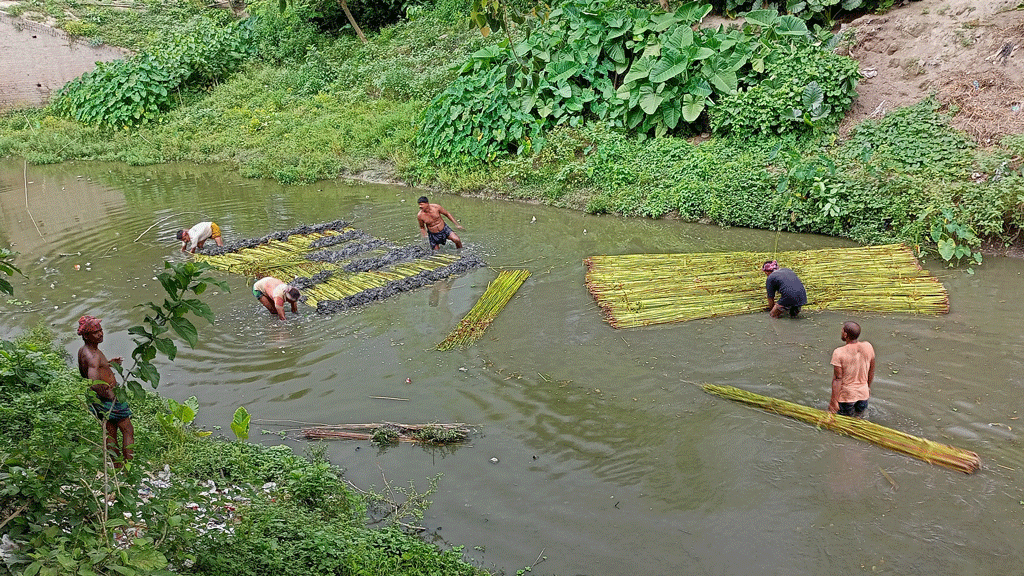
[285,287,301,303]
[78,315,103,342]
[762,260,779,275]
[417,196,429,208]
[176,229,189,242]
[842,321,861,342]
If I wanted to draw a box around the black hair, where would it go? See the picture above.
[843,321,862,340]
[286,287,301,302]
[176,230,185,241]
[417,196,429,204]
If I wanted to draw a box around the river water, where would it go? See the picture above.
[1,157,1022,575]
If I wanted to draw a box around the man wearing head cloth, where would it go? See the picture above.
[78,316,135,467]
[762,260,807,318]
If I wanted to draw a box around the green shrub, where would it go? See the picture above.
[50,16,256,127]
[60,19,99,37]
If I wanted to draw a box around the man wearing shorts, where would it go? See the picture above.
[829,321,876,418]
[178,222,224,254]
[77,315,134,468]
[417,196,464,250]
[763,260,807,318]
[253,276,301,320]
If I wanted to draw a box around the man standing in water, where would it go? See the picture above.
[417,196,464,250]
[763,260,807,318]
[253,276,301,320]
[77,316,134,467]
[829,321,876,418]
[177,221,224,254]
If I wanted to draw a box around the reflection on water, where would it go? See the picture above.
[1,157,1023,575]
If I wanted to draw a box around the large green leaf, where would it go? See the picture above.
[662,26,693,51]
[649,53,690,84]
[703,66,737,95]
[638,86,664,114]
[675,1,712,23]
[681,93,705,122]
[231,406,251,441]
[744,9,780,28]
[546,60,580,84]
[168,316,198,349]
[776,15,809,37]
[802,81,824,110]
[662,103,681,129]
[621,56,656,86]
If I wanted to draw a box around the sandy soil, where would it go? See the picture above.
[839,0,1024,145]
[0,10,128,110]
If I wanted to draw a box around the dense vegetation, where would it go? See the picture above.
[0,264,489,575]
[0,0,1022,268]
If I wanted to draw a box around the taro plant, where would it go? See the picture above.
[156,395,212,445]
[928,208,983,268]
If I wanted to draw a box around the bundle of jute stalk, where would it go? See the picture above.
[702,384,981,474]
[195,232,347,276]
[584,244,948,328]
[302,254,460,307]
[437,269,530,351]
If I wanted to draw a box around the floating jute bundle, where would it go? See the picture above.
[584,244,948,328]
[437,269,531,351]
[702,384,980,474]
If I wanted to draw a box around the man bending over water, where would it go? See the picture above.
[253,276,301,320]
[417,196,464,250]
[77,315,134,467]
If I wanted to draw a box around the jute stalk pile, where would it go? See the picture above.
[702,384,981,474]
[437,269,530,351]
[192,221,483,312]
[584,244,948,328]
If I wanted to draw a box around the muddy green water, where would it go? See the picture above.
[1,158,1022,575]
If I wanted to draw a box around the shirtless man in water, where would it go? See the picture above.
[77,316,134,467]
[417,196,464,250]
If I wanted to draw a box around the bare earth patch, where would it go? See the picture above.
[840,0,1024,145]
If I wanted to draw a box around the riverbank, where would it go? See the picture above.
[0,0,1021,265]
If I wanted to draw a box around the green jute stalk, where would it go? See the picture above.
[585,244,948,328]
[437,269,530,351]
[702,384,981,474]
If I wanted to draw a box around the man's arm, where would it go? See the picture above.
[867,352,876,391]
[440,207,464,230]
[829,365,842,413]
[418,214,427,237]
[274,297,287,320]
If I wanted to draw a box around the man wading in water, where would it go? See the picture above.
[417,196,464,250]
[762,260,807,318]
[77,316,135,468]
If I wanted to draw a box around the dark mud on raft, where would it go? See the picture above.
[306,254,486,314]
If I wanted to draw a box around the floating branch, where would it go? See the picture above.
[303,422,474,445]
[584,244,948,328]
[437,269,531,351]
[702,384,980,474]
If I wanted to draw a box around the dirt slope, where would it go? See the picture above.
[840,0,1024,144]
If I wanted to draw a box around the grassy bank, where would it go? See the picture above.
[0,0,1022,265]
[0,326,490,575]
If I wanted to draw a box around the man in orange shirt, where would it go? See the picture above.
[829,321,876,418]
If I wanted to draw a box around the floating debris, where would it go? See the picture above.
[303,422,474,445]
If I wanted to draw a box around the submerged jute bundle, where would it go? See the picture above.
[437,269,530,350]
[584,244,948,328]
[703,384,980,474]
[193,222,485,312]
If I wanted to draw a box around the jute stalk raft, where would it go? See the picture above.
[193,220,485,312]
[584,244,948,328]
[702,384,981,474]
[437,269,531,350]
